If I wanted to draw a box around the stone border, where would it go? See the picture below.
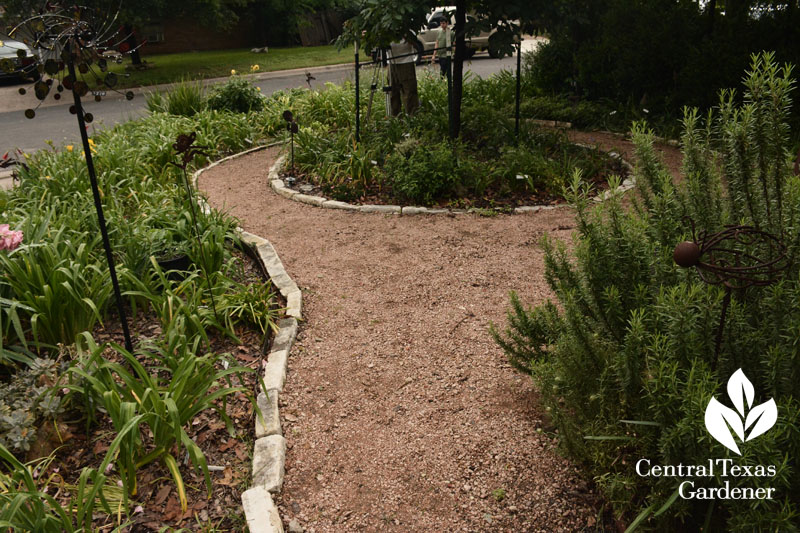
[193,144,300,533]
[268,146,635,215]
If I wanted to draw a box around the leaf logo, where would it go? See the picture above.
[704,369,778,455]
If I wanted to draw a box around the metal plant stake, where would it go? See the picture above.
[673,218,791,368]
[170,133,219,322]
[8,2,141,352]
[282,110,298,173]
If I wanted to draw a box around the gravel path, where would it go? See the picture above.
[199,133,682,533]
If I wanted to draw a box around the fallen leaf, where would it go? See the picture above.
[219,438,237,452]
[219,466,234,486]
[193,500,208,510]
[154,485,171,506]
[93,440,108,455]
[163,496,182,521]
[196,430,211,444]
[234,443,248,461]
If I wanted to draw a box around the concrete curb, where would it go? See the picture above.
[0,62,353,114]
[194,145,301,533]
[267,143,637,215]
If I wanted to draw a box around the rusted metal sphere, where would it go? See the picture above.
[673,241,701,268]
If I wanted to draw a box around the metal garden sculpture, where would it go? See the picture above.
[673,217,791,368]
[7,1,141,351]
[169,132,219,321]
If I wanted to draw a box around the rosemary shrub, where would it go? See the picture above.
[494,53,800,530]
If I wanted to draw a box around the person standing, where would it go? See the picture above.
[387,38,420,116]
[430,18,452,78]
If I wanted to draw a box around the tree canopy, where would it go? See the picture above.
[1,0,253,30]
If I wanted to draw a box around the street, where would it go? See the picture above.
[0,39,544,155]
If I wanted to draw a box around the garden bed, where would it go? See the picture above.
[0,109,285,531]
[278,73,629,210]
[281,136,628,211]
[1,243,281,531]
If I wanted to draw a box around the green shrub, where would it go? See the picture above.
[460,102,514,152]
[207,76,265,113]
[145,80,206,117]
[222,279,281,336]
[383,139,457,205]
[0,228,111,348]
[527,2,800,136]
[494,53,800,530]
[518,95,610,129]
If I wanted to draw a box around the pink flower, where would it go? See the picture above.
[0,224,23,251]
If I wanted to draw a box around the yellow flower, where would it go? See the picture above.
[231,69,237,76]
[251,64,260,72]
[66,145,73,152]
[44,175,51,180]
[257,87,262,92]
[88,138,95,146]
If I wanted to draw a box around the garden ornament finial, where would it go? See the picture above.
[673,217,791,368]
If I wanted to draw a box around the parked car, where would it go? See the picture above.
[0,34,37,81]
[415,6,504,60]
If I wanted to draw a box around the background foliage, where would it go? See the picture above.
[528,0,800,135]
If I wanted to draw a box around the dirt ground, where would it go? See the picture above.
[198,132,683,533]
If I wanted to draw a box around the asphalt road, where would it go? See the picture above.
[0,50,526,155]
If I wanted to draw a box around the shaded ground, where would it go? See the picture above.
[198,132,682,533]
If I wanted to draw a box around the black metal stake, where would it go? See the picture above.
[290,128,294,173]
[177,167,219,323]
[515,41,522,141]
[712,288,732,371]
[447,59,453,139]
[68,59,133,352]
[355,42,360,143]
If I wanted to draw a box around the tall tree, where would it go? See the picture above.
[339,0,538,138]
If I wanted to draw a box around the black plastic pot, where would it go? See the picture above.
[156,253,192,281]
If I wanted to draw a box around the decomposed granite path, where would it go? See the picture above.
[199,133,683,533]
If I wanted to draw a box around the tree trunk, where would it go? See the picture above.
[451,0,466,139]
[705,0,717,36]
[124,24,142,66]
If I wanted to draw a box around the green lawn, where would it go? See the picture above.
[107,45,350,89]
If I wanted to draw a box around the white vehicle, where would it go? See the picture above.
[415,6,502,60]
[0,34,37,81]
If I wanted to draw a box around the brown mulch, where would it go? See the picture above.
[197,132,683,533]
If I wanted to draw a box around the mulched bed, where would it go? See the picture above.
[22,248,278,531]
[281,142,628,210]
